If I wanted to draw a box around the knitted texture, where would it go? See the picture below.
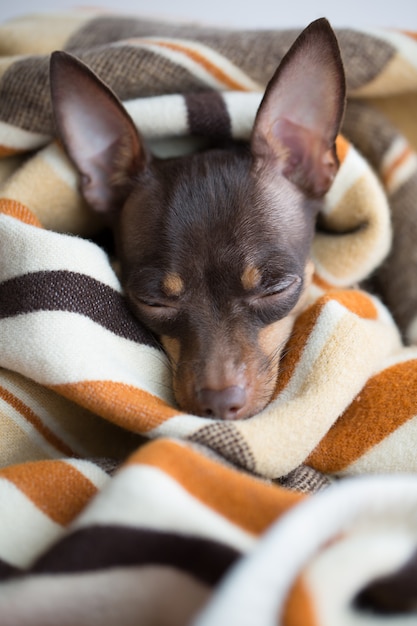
[1,11,417,624]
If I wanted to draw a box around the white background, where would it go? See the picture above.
[0,0,416,30]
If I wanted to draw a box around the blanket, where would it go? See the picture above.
[1,10,417,624]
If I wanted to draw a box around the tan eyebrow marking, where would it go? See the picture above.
[241,264,262,291]
[162,272,184,297]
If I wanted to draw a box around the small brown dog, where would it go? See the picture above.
[50,18,345,420]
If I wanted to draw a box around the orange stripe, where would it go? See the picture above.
[307,359,417,473]
[325,289,378,320]
[312,272,335,291]
[336,134,350,164]
[401,30,417,41]
[382,145,414,188]
[0,145,25,157]
[50,380,179,433]
[140,39,252,91]
[0,198,42,227]
[0,460,98,525]
[283,574,319,626]
[129,439,304,535]
[0,385,75,457]
[273,299,325,398]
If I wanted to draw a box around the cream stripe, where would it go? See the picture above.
[270,300,347,406]
[0,213,121,289]
[41,142,79,188]
[118,37,261,91]
[313,166,390,288]
[322,142,359,212]
[339,414,417,476]
[0,371,92,458]
[0,120,49,152]
[0,477,63,567]
[0,311,172,399]
[0,396,63,461]
[75,464,256,552]
[381,135,417,194]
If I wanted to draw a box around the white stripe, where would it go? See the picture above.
[63,458,110,490]
[0,120,50,152]
[194,475,417,626]
[224,91,262,139]
[124,94,189,138]
[0,311,173,401]
[0,477,63,568]
[305,530,416,626]
[0,213,121,290]
[124,91,263,141]
[75,463,256,553]
[148,412,216,439]
[387,153,417,195]
[382,135,409,169]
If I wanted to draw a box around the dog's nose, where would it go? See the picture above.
[198,386,247,420]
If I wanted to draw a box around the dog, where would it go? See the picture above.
[49,18,345,421]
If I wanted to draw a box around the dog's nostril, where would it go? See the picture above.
[198,386,246,420]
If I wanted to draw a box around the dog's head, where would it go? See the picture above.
[50,18,345,420]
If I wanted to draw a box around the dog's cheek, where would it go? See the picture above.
[160,335,194,412]
[160,335,181,366]
[258,317,295,357]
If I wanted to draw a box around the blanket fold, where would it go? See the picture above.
[1,10,417,624]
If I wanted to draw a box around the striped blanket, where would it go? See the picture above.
[1,10,417,624]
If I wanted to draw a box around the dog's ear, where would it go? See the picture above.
[50,51,147,213]
[251,18,345,197]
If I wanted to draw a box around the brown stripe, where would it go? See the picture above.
[0,385,75,457]
[307,360,417,473]
[0,460,98,525]
[185,91,231,138]
[130,439,304,535]
[51,380,179,432]
[32,525,239,585]
[0,270,157,347]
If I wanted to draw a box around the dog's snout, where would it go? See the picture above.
[197,385,247,420]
